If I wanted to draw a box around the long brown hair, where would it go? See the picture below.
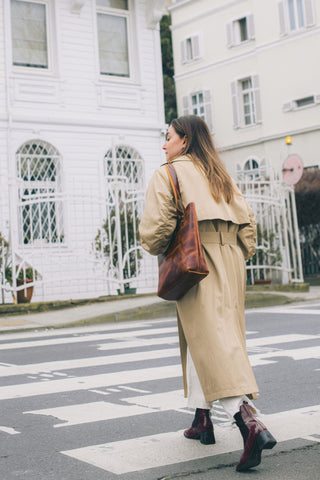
[171,115,234,203]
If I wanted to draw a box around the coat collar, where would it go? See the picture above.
[161,155,192,166]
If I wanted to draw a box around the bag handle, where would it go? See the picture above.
[165,163,184,214]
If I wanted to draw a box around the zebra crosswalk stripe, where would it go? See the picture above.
[61,405,320,474]
[0,312,319,476]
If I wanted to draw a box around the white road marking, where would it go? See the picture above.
[0,326,178,351]
[96,336,178,351]
[0,348,180,377]
[123,389,185,411]
[0,364,181,400]
[249,345,320,366]
[0,426,20,435]
[301,435,320,443]
[1,334,316,378]
[119,386,151,393]
[89,390,110,396]
[246,334,319,347]
[247,307,320,315]
[25,401,158,428]
[62,404,320,474]
[0,320,157,341]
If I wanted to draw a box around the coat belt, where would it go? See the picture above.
[200,231,237,245]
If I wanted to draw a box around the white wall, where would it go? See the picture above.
[0,0,166,301]
[170,0,320,175]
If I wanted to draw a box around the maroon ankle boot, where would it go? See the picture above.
[234,402,277,471]
[184,408,215,445]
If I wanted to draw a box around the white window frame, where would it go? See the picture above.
[182,89,213,132]
[180,33,202,64]
[244,158,260,180]
[278,0,315,35]
[10,0,55,74]
[283,94,320,112]
[231,75,262,129]
[16,140,64,247]
[96,0,134,80]
[226,14,255,47]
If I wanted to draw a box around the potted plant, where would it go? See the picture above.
[0,232,10,303]
[5,264,38,304]
[252,224,282,285]
[94,206,142,294]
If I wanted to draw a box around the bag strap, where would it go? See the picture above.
[165,163,184,214]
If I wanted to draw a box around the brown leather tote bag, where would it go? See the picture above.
[157,164,209,301]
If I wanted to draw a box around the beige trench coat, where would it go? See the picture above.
[139,156,258,402]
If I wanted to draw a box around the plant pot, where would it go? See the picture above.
[254,279,272,285]
[17,279,34,304]
[117,287,136,295]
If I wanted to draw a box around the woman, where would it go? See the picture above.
[139,115,276,472]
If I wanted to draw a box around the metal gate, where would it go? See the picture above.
[93,145,145,293]
[237,158,304,284]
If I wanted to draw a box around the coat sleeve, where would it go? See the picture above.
[237,199,257,260]
[139,167,178,256]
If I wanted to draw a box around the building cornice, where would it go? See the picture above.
[218,124,320,152]
[174,25,320,81]
[0,115,166,133]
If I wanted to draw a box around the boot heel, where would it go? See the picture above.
[200,430,215,445]
[257,430,277,450]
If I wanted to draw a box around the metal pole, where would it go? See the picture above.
[112,141,124,294]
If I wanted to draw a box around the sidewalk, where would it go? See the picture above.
[0,286,320,334]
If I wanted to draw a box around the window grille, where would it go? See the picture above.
[191,92,205,118]
[241,78,256,126]
[101,146,144,288]
[244,158,260,180]
[16,141,64,245]
[182,90,213,131]
[231,75,262,128]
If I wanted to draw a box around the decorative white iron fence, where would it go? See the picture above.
[237,159,303,284]
[93,145,147,294]
[16,141,64,246]
[0,142,158,304]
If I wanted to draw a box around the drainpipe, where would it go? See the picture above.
[3,1,18,303]
[112,141,124,294]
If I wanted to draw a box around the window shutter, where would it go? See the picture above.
[304,0,315,26]
[314,94,320,104]
[236,163,242,176]
[231,81,240,129]
[180,40,186,63]
[278,1,287,35]
[226,22,233,47]
[283,101,294,112]
[182,95,189,116]
[192,35,201,59]
[252,75,262,123]
[247,14,255,39]
[204,89,213,132]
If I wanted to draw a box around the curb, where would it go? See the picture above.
[2,291,318,334]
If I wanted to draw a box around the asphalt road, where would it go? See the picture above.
[0,301,319,480]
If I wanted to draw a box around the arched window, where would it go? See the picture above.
[244,158,259,179]
[104,145,144,190]
[16,140,64,245]
[98,145,144,287]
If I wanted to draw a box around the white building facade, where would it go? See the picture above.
[169,0,320,176]
[169,0,319,283]
[0,0,166,302]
